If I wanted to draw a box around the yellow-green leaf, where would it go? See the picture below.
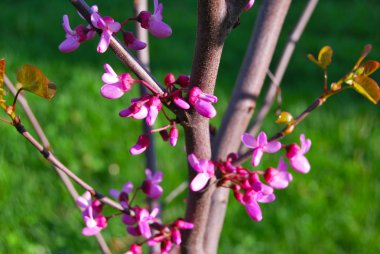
[307,54,319,66]
[359,60,380,76]
[16,64,56,100]
[318,46,333,68]
[275,111,294,124]
[352,75,380,104]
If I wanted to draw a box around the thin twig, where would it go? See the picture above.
[4,75,112,254]
[247,0,319,138]
[12,116,126,213]
[164,181,188,205]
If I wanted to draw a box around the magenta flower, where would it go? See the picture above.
[241,132,282,167]
[264,157,293,189]
[119,95,162,126]
[101,64,136,99]
[130,207,159,239]
[244,0,255,11]
[110,181,134,209]
[242,173,275,221]
[59,15,95,53]
[188,153,215,191]
[130,134,150,155]
[142,168,163,199]
[137,0,172,38]
[122,31,147,50]
[91,12,121,53]
[125,244,142,254]
[188,86,218,118]
[286,134,312,173]
[76,192,107,236]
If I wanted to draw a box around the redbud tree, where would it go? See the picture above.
[1,0,379,253]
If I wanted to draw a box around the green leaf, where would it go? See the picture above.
[16,64,56,100]
[318,46,333,68]
[352,75,380,104]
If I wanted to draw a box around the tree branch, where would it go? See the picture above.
[181,1,249,253]
[204,1,292,253]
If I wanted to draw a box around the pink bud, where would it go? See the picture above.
[164,73,176,87]
[169,125,179,146]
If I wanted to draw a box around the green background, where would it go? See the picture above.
[0,0,379,253]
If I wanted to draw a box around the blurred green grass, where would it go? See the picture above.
[0,0,379,253]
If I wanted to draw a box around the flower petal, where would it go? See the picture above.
[97,32,111,53]
[245,200,262,221]
[59,37,80,53]
[100,84,124,99]
[241,133,257,148]
[290,155,311,174]
[252,147,263,166]
[265,141,282,153]
[190,173,210,192]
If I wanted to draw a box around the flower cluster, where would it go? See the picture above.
[59,0,172,53]
[77,169,193,254]
[99,69,217,155]
[188,132,312,222]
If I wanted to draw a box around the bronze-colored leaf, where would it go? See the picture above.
[0,59,6,102]
[352,75,380,104]
[318,46,333,68]
[0,59,5,87]
[16,64,56,100]
[360,60,380,76]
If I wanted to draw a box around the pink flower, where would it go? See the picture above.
[264,157,293,189]
[110,181,134,209]
[122,31,147,50]
[125,244,142,254]
[188,86,218,118]
[286,134,312,173]
[241,132,282,167]
[188,153,215,191]
[101,64,136,99]
[119,96,162,126]
[175,75,190,88]
[142,168,163,199]
[91,12,121,53]
[137,0,172,38]
[130,207,159,239]
[76,192,107,236]
[243,173,275,221]
[59,15,95,53]
[130,134,150,155]
[244,0,255,11]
